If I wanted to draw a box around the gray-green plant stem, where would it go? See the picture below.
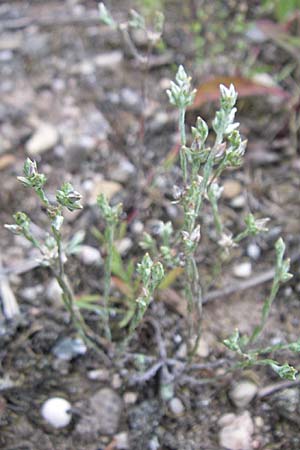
[208,188,223,236]
[248,276,281,345]
[51,225,75,322]
[179,107,187,184]
[103,225,114,342]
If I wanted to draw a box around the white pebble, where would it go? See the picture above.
[169,397,185,416]
[229,380,258,408]
[247,243,261,260]
[233,261,252,278]
[41,397,72,428]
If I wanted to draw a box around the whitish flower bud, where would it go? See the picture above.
[56,183,82,212]
[129,9,145,30]
[191,116,209,143]
[166,65,196,109]
[244,214,269,236]
[98,3,116,28]
[220,83,238,110]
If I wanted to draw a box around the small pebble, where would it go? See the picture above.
[46,279,63,307]
[52,337,87,361]
[131,221,144,235]
[233,261,252,278]
[87,368,110,381]
[115,238,133,256]
[115,431,129,449]
[168,397,185,416]
[111,373,122,389]
[230,194,246,208]
[26,123,59,156]
[229,380,258,409]
[247,243,261,260]
[123,392,138,405]
[223,179,242,199]
[78,245,102,266]
[41,397,72,428]
[219,411,254,450]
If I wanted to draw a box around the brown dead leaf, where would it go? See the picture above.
[190,75,290,110]
[0,154,16,171]
[158,288,187,317]
[86,175,122,205]
[111,276,133,298]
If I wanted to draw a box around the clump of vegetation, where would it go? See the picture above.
[5,5,299,382]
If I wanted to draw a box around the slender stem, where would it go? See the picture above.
[179,108,187,184]
[103,225,114,341]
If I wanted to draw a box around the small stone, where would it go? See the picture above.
[21,284,44,302]
[148,436,160,450]
[120,88,141,110]
[110,159,136,183]
[89,388,122,435]
[0,277,20,319]
[176,343,187,359]
[233,261,252,278]
[111,373,122,389]
[229,380,258,408]
[123,391,138,405]
[168,397,185,416]
[115,431,129,449]
[219,411,254,450]
[195,336,210,358]
[115,238,133,256]
[131,221,144,235]
[272,387,300,424]
[254,416,264,428]
[247,243,261,260]
[52,337,87,361]
[94,51,123,68]
[26,123,59,156]
[86,176,122,205]
[46,278,63,307]
[41,397,72,428]
[230,194,246,208]
[0,154,16,171]
[223,179,242,199]
[87,368,110,381]
[77,245,102,266]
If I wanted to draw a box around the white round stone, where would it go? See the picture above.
[41,397,72,428]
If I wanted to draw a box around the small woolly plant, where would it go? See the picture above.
[4,10,298,379]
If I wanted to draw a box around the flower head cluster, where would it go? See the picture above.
[167,65,196,109]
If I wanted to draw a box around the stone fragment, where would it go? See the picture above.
[123,391,138,405]
[168,397,185,416]
[233,261,252,278]
[247,243,261,260]
[219,411,254,450]
[87,368,110,381]
[115,238,133,256]
[74,388,123,440]
[86,176,122,205]
[229,380,258,409]
[223,179,242,199]
[110,159,136,183]
[52,337,87,361]
[94,51,123,68]
[77,245,102,266]
[46,278,63,307]
[90,388,122,435]
[115,431,129,449]
[26,123,58,156]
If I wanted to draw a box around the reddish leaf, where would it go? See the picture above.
[111,276,133,297]
[158,288,188,317]
[190,75,290,110]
